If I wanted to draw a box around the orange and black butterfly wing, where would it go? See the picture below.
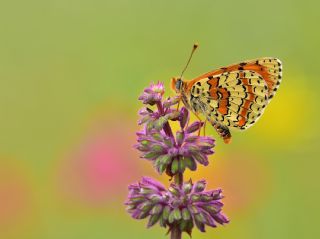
[188,57,282,100]
[186,58,282,141]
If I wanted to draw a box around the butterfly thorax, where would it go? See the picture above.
[172,77,209,118]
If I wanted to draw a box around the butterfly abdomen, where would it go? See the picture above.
[210,120,232,144]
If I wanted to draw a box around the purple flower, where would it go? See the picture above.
[135,105,215,176]
[138,82,165,105]
[125,177,229,235]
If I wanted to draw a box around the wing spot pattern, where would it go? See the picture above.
[185,57,281,135]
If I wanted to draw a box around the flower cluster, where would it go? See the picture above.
[125,177,229,235]
[136,82,215,176]
[126,82,229,237]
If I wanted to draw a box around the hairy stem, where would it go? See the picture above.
[157,101,182,239]
[170,225,182,239]
[174,172,183,188]
[173,164,183,239]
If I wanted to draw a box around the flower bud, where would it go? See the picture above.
[168,184,180,197]
[194,180,206,193]
[142,151,161,160]
[200,194,214,202]
[203,212,216,227]
[133,210,149,219]
[138,82,164,105]
[141,177,166,191]
[179,107,189,129]
[182,180,193,194]
[176,130,185,146]
[200,204,220,215]
[194,214,206,232]
[155,155,172,174]
[137,201,152,212]
[182,208,191,220]
[193,154,209,166]
[184,135,198,143]
[190,194,201,202]
[134,145,149,152]
[151,132,163,141]
[150,144,165,153]
[163,96,179,108]
[140,187,155,195]
[195,212,206,224]
[178,158,186,173]
[173,208,182,221]
[138,108,150,115]
[151,204,163,215]
[212,213,229,224]
[154,116,169,130]
[138,115,151,125]
[149,195,162,204]
[168,210,175,224]
[140,139,151,146]
[129,196,145,204]
[184,157,197,171]
[188,205,199,214]
[162,205,171,220]
[210,189,223,200]
[147,214,161,228]
[171,158,180,174]
[186,121,203,134]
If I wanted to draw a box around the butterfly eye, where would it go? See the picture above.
[175,79,182,91]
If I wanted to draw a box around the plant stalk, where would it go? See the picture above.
[170,224,182,239]
[174,172,183,188]
[157,101,183,239]
[172,171,183,239]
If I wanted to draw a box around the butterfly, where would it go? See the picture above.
[171,44,282,143]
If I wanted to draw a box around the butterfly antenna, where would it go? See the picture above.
[180,43,199,78]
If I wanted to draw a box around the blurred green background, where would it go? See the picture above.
[0,0,319,238]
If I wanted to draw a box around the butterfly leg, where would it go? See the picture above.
[210,120,232,144]
[175,94,182,111]
[203,119,207,136]
[186,109,204,136]
[192,113,204,136]
[176,99,181,111]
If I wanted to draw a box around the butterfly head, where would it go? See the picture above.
[171,77,184,93]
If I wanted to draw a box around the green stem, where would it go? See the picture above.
[170,225,182,239]
[156,101,183,239]
[174,172,183,188]
[171,172,183,239]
